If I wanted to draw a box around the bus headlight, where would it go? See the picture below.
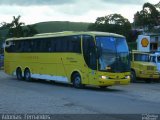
[140,71,145,74]
[101,76,109,79]
[125,76,130,79]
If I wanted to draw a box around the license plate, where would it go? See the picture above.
[115,81,120,85]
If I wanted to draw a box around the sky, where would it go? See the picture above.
[0,0,159,25]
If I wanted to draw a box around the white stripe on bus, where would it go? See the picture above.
[31,74,69,83]
[13,71,69,83]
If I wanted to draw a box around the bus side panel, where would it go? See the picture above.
[4,53,18,75]
[62,53,89,84]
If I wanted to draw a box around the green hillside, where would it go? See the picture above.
[0,21,91,37]
[34,21,91,33]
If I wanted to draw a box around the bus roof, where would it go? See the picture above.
[6,31,125,41]
[131,50,150,54]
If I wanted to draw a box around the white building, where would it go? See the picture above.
[137,33,160,52]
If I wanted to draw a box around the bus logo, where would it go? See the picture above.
[141,38,149,47]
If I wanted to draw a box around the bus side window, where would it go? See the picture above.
[46,39,52,52]
[35,39,41,52]
[70,36,81,53]
[55,36,68,52]
[150,56,156,63]
[54,36,81,53]
[14,41,23,52]
[50,38,56,52]
[62,37,69,52]
[83,35,97,70]
[35,39,45,52]
[31,39,37,52]
[25,40,32,52]
[55,38,62,52]
[29,40,35,52]
[22,40,29,52]
[5,41,14,52]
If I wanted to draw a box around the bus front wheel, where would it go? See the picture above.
[72,73,83,88]
[24,69,31,81]
[16,68,23,80]
[145,79,151,83]
[131,70,136,83]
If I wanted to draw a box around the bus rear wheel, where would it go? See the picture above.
[72,73,83,88]
[16,68,23,80]
[24,69,31,81]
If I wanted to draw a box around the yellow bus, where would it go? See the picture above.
[4,31,130,89]
[130,50,159,83]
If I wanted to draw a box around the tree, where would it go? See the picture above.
[7,15,38,38]
[0,15,38,49]
[134,2,160,30]
[155,2,160,11]
[23,25,38,37]
[7,15,25,38]
[0,22,11,29]
[143,2,159,26]
[88,14,132,41]
[0,33,4,54]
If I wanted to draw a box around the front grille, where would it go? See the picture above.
[147,66,154,70]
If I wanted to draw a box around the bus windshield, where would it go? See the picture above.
[96,36,130,72]
[134,53,149,62]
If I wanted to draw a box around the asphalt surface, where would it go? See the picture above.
[0,70,160,119]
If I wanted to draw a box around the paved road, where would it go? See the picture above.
[0,70,160,119]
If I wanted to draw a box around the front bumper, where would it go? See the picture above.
[138,73,159,79]
[98,78,130,86]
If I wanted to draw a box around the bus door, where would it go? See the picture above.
[83,35,97,84]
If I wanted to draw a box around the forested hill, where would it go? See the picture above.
[0,21,91,37]
[34,21,91,33]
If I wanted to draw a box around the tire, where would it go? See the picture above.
[145,79,151,83]
[72,73,83,88]
[131,70,136,83]
[16,68,23,80]
[24,69,31,81]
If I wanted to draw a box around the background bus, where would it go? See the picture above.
[4,31,130,89]
[150,52,160,72]
[130,50,159,83]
